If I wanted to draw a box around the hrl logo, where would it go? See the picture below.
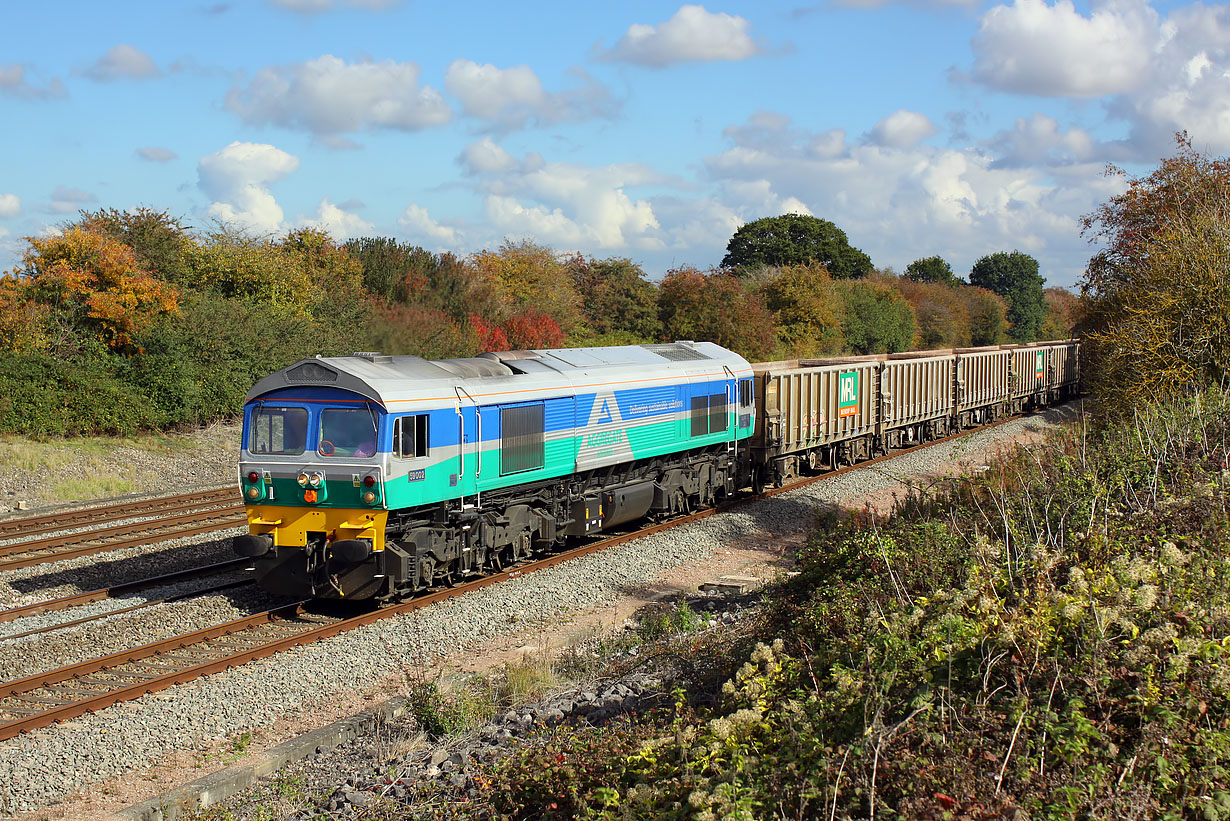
[838,371,859,418]
[1035,351,1044,379]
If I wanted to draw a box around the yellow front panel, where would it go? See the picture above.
[246,505,389,551]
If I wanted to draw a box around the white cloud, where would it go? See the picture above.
[459,138,520,174]
[226,55,451,135]
[47,186,96,215]
[598,5,765,67]
[868,110,937,148]
[302,198,373,240]
[0,194,20,218]
[972,0,1158,97]
[78,44,160,81]
[463,140,665,249]
[703,112,1116,286]
[137,146,178,163]
[397,204,462,247]
[198,142,299,234]
[0,64,66,99]
[444,60,615,130]
[270,0,399,12]
[987,114,1097,167]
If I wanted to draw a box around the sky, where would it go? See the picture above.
[1,0,1228,290]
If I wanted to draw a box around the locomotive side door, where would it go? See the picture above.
[454,386,479,509]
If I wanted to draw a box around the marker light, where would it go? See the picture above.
[246,471,259,484]
[362,491,377,504]
[246,486,261,500]
[308,473,323,488]
[297,473,309,487]
[363,475,376,488]
[304,489,318,503]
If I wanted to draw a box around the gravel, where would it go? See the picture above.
[0,405,1077,815]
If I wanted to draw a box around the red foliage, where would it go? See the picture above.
[470,313,508,352]
[503,309,566,350]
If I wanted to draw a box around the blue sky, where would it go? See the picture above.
[1,0,1227,289]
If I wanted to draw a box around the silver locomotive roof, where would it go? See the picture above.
[245,342,752,407]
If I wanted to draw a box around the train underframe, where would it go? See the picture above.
[244,443,745,603]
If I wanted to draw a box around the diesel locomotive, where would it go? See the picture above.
[233,340,1079,602]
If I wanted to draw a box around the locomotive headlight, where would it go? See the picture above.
[308,472,323,488]
[362,490,377,504]
[296,473,309,487]
[246,486,261,500]
[246,471,260,484]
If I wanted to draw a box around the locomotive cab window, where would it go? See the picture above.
[393,414,429,458]
[249,407,307,455]
[739,379,753,408]
[500,403,544,475]
[319,407,378,458]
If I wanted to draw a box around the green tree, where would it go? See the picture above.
[905,255,960,285]
[968,251,1045,342]
[835,276,916,354]
[722,214,872,278]
[566,254,661,343]
[962,286,1008,346]
[343,236,436,303]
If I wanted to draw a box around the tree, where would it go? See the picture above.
[1079,134,1230,405]
[896,278,970,348]
[962,287,1008,347]
[658,266,776,361]
[905,255,960,285]
[1039,287,1080,340]
[753,262,843,357]
[834,276,916,354]
[470,240,584,336]
[968,251,1045,342]
[566,255,661,343]
[722,214,873,278]
[343,237,437,303]
[77,207,194,284]
[21,227,179,353]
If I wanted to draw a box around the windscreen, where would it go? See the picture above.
[249,407,308,455]
[319,407,378,457]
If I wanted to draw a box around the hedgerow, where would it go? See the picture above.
[450,392,1230,820]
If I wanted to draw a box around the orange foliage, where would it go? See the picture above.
[0,275,49,352]
[470,314,509,352]
[24,227,179,352]
[504,309,566,349]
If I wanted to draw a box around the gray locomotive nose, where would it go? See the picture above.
[233,534,273,558]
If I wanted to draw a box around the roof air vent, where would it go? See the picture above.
[642,343,711,362]
[351,351,393,364]
[286,362,338,383]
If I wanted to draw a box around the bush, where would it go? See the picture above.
[0,354,163,436]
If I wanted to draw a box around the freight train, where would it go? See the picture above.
[233,340,1079,602]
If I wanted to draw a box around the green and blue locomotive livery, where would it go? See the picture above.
[234,342,755,602]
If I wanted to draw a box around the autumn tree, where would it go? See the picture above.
[905,255,960,285]
[969,251,1045,342]
[1039,287,1080,340]
[78,207,194,284]
[722,214,873,278]
[1079,134,1230,405]
[896,278,971,348]
[753,262,843,357]
[470,240,584,337]
[565,255,661,343]
[21,227,179,353]
[658,266,775,361]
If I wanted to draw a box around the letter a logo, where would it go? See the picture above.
[596,398,613,425]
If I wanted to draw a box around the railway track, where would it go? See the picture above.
[0,413,1027,742]
[0,489,244,572]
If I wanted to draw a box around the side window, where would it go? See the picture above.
[393,414,429,458]
[691,392,729,437]
[739,378,753,408]
[500,404,545,475]
[708,393,728,433]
